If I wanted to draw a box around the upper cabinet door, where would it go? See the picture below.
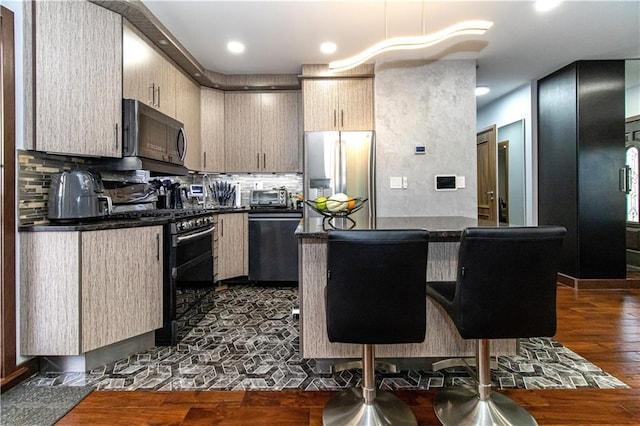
[35,1,122,157]
[302,79,373,131]
[225,93,261,173]
[338,79,374,131]
[201,88,226,173]
[303,80,339,131]
[261,92,300,172]
[175,72,201,171]
[122,22,176,117]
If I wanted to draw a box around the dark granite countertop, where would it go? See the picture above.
[19,216,171,232]
[246,207,303,214]
[295,216,497,242]
[206,207,303,214]
[19,207,304,232]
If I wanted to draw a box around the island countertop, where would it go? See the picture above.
[295,216,492,242]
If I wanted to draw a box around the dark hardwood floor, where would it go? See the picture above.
[58,286,640,425]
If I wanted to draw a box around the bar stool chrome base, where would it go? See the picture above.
[433,387,537,426]
[322,387,417,426]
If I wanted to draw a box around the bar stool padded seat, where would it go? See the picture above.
[323,229,429,426]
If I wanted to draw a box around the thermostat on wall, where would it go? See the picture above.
[415,145,426,155]
[435,175,457,191]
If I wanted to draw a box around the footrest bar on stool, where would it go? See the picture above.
[431,357,498,372]
[330,360,398,374]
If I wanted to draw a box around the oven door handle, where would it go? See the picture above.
[176,225,215,243]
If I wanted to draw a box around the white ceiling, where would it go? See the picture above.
[141,1,640,108]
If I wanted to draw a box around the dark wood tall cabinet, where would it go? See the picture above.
[538,60,626,279]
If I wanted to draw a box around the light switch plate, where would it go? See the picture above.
[402,177,408,189]
[390,176,403,189]
[457,176,466,188]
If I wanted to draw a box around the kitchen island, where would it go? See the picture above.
[295,216,517,360]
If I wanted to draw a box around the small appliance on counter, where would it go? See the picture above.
[104,182,157,214]
[250,187,289,208]
[48,170,112,221]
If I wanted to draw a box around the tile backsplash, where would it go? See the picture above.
[195,173,303,208]
[17,149,303,226]
[18,150,90,226]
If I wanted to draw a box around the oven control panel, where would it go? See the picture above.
[176,214,214,232]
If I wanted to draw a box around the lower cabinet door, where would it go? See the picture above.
[81,227,163,352]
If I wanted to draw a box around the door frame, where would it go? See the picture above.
[1,4,18,387]
[1,5,38,393]
[477,125,497,224]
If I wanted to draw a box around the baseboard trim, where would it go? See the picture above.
[0,357,39,394]
[558,273,640,290]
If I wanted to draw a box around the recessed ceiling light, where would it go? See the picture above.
[535,0,562,12]
[475,86,490,96]
[320,42,337,54]
[193,72,201,77]
[158,39,168,46]
[227,41,245,54]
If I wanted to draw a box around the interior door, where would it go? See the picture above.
[477,126,497,223]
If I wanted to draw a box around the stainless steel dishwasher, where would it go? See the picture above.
[248,211,302,282]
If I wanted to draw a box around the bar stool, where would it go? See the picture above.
[323,229,429,426]
[426,226,566,426]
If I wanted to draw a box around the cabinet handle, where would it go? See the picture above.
[114,123,119,149]
[203,151,207,168]
[156,86,161,108]
[263,153,266,170]
[333,109,337,128]
[620,166,632,194]
[156,233,160,261]
[257,153,260,169]
[221,218,224,237]
[148,84,154,105]
[341,110,344,127]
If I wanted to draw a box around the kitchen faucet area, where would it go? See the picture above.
[2,0,639,425]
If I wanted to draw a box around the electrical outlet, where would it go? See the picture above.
[402,177,408,189]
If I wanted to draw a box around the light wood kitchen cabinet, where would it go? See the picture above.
[201,88,226,172]
[302,79,373,131]
[214,213,247,282]
[225,92,300,173]
[20,226,163,355]
[123,21,176,118]
[34,0,122,157]
[225,93,262,172]
[261,92,300,172]
[176,72,201,171]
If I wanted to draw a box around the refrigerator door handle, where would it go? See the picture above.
[339,138,347,193]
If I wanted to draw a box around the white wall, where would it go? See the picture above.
[374,60,477,218]
[477,83,537,225]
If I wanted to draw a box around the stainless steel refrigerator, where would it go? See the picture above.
[303,131,375,227]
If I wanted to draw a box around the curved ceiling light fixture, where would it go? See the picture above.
[328,20,494,73]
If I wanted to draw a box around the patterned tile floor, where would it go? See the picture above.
[24,285,628,391]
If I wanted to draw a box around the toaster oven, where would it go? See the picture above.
[250,189,289,208]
